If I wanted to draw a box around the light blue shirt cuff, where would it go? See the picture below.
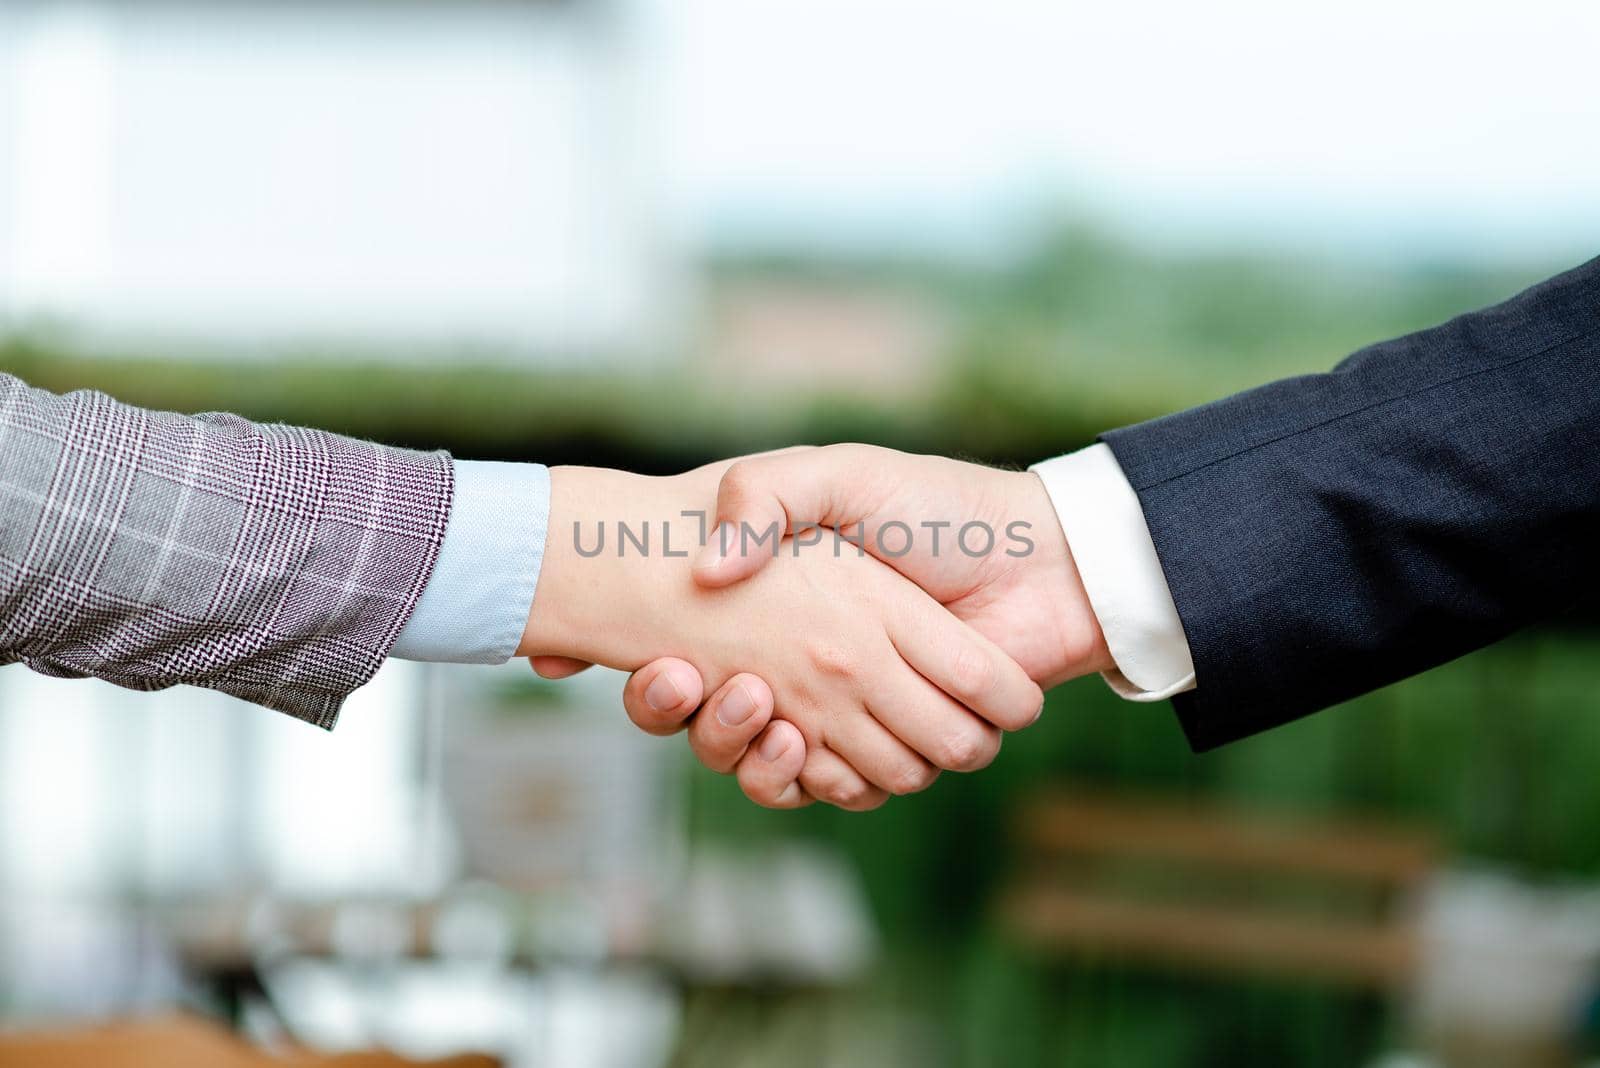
[391,460,550,664]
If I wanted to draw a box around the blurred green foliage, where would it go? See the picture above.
[1,229,1584,1066]
[1,229,1555,469]
[688,632,1600,1067]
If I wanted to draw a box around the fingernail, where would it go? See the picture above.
[758,730,791,762]
[717,683,758,727]
[644,671,684,713]
[1030,700,1045,725]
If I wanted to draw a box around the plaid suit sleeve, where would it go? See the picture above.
[0,373,453,727]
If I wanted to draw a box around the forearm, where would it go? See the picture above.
[0,374,452,726]
[1103,255,1600,748]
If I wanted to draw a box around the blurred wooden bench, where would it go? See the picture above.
[999,790,1438,989]
[0,1015,498,1068]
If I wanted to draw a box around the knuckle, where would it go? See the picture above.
[822,776,873,809]
[807,641,859,680]
[947,646,997,704]
[720,460,759,503]
[935,726,998,772]
[994,686,1045,731]
[824,442,878,465]
[843,786,888,812]
[998,697,1036,729]
[888,761,938,796]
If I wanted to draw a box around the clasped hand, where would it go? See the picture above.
[518,446,1110,811]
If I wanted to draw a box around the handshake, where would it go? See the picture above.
[516,445,1113,812]
[1,254,1581,778]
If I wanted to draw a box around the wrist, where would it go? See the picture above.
[518,466,636,661]
[1015,470,1114,686]
[1054,526,1115,678]
[1027,446,1197,696]
[516,466,715,665]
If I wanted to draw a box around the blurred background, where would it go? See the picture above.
[2,1,1600,1065]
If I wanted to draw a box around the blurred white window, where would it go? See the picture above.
[0,660,431,899]
[0,0,676,360]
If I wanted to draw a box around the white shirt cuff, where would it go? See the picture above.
[390,460,549,664]
[1031,444,1196,701]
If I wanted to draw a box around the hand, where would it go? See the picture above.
[536,650,817,808]
[604,657,817,809]
[519,464,1044,808]
[616,444,1110,807]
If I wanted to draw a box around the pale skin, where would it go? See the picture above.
[518,462,1045,807]
[531,445,1111,811]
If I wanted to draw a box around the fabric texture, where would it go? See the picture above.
[0,374,453,727]
[1030,444,1195,700]
[390,459,549,664]
[1102,255,1600,751]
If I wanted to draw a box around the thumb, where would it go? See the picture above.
[691,444,891,588]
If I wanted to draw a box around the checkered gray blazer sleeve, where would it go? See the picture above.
[0,373,453,727]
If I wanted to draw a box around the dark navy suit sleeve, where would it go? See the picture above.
[1101,255,1600,751]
